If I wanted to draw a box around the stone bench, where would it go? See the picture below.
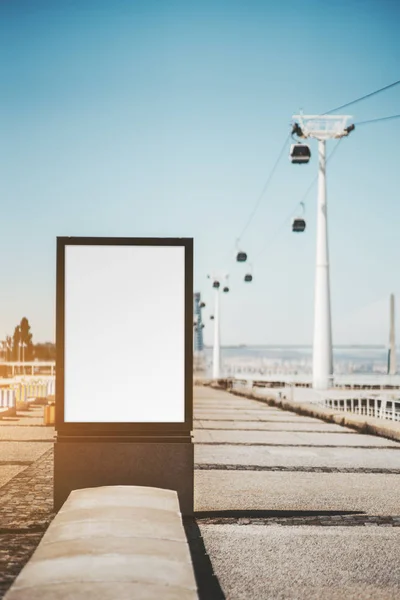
[4,485,198,600]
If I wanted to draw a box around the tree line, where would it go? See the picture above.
[3,317,55,361]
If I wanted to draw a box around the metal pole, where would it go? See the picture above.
[212,287,221,379]
[313,139,333,389]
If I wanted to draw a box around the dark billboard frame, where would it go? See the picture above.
[56,237,193,438]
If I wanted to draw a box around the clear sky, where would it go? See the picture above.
[1,0,399,346]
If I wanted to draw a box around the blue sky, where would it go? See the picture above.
[1,0,399,345]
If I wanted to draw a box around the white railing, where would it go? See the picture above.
[321,396,400,422]
[227,378,400,423]
[0,378,55,410]
[0,388,16,408]
[9,378,55,403]
[222,367,400,389]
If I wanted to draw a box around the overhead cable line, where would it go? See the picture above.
[236,132,291,242]
[252,206,299,262]
[253,139,343,262]
[355,114,400,126]
[221,82,399,274]
[222,131,291,268]
[250,108,399,268]
[322,79,400,115]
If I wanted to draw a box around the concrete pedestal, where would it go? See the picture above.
[54,438,194,515]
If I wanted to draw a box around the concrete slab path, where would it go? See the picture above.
[193,385,400,600]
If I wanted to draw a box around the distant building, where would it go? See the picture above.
[193,292,204,353]
[193,292,206,373]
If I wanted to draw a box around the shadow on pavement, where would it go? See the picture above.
[183,518,226,600]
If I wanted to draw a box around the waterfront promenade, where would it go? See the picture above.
[193,384,400,599]
[1,386,400,598]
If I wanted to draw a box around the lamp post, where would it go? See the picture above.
[6,341,11,363]
[0,341,5,362]
[291,115,355,390]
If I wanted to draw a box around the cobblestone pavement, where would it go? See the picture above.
[0,449,53,530]
[0,421,54,600]
[0,533,44,599]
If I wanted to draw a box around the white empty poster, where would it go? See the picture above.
[64,244,185,422]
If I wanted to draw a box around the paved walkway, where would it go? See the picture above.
[2,391,400,599]
[0,406,54,598]
[193,385,400,600]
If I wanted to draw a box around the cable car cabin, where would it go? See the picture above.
[200,302,206,308]
[292,218,306,233]
[290,144,311,164]
[210,315,214,320]
[223,286,229,293]
[236,251,247,262]
[213,281,220,289]
[244,274,253,282]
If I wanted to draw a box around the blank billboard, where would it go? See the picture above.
[63,243,185,423]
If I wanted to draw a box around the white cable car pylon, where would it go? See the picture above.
[291,114,355,390]
[207,272,230,379]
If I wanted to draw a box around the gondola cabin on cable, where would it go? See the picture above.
[223,286,229,293]
[210,315,214,320]
[244,274,253,282]
[213,281,220,289]
[236,251,247,262]
[292,218,306,233]
[290,144,311,164]
[292,202,306,232]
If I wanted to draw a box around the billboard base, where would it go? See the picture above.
[54,436,194,516]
